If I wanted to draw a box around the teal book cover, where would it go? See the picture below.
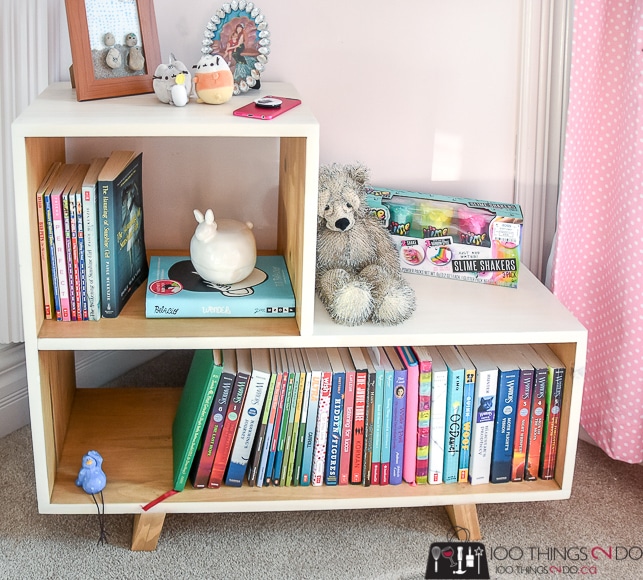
[98,151,148,318]
[146,254,296,318]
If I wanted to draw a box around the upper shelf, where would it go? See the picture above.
[37,265,586,350]
[12,82,319,139]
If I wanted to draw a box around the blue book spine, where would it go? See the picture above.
[324,371,344,485]
[443,366,464,483]
[490,368,520,483]
[62,192,77,321]
[75,193,89,320]
[44,193,62,320]
[458,369,475,482]
[390,369,407,485]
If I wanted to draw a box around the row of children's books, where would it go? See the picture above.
[35,151,148,321]
[172,342,565,492]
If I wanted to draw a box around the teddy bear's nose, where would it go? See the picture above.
[335,218,350,231]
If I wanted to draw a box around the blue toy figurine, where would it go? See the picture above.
[76,450,108,544]
[76,450,106,494]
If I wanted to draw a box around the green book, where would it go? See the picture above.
[273,350,296,486]
[293,349,312,486]
[282,349,304,486]
[286,349,308,486]
[171,349,224,492]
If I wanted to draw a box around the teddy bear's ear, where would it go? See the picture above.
[319,164,332,183]
[346,163,370,186]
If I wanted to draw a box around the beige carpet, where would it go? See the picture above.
[1,352,641,579]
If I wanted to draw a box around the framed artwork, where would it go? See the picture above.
[201,2,270,95]
[65,0,161,101]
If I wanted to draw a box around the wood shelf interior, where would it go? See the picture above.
[47,341,577,513]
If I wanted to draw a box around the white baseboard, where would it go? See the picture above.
[0,344,29,438]
[0,345,164,438]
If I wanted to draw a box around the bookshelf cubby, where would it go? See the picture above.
[12,83,587,551]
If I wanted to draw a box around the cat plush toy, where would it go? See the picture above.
[153,53,192,107]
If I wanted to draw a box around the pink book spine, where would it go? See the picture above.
[397,347,419,484]
[50,193,71,321]
[339,370,355,485]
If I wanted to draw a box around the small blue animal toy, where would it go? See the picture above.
[76,450,107,495]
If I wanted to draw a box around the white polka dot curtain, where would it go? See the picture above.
[551,0,642,463]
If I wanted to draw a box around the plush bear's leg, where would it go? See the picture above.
[317,269,374,326]
[360,265,416,325]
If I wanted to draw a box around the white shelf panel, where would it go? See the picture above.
[12,83,319,139]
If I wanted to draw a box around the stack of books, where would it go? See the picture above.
[171,343,566,492]
[35,152,148,320]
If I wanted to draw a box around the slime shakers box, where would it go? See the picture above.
[365,187,523,288]
[146,254,296,318]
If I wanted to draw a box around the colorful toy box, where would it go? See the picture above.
[365,187,523,288]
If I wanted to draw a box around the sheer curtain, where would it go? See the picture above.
[0,0,50,343]
[551,0,642,463]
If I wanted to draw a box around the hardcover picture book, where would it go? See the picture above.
[146,254,296,318]
[97,151,148,318]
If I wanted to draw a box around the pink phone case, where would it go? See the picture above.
[233,96,302,120]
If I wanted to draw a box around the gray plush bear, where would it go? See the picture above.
[316,163,416,326]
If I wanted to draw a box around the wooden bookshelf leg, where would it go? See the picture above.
[444,504,481,541]
[131,513,166,551]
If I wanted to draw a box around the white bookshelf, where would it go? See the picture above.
[12,82,587,551]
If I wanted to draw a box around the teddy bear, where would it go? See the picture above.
[316,163,416,326]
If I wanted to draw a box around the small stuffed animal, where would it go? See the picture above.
[192,54,234,105]
[316,163,416,326]
[190,208,256,285]
[153,54,192,106]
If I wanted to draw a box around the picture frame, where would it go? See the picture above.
[65,0,161,101]
[201,2,270,95]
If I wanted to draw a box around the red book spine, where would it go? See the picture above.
[208,371,250,488]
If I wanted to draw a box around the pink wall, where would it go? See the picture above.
[59,0,521,203]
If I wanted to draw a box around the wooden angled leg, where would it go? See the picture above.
[131,512,166,551]
[444,504,481,540]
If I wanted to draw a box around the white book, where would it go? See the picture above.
[427,346,448,485]
[311,348,333,486]
[462,345,499,485]
[81,158,107,320]
[225,348,272,487]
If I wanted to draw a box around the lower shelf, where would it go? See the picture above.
[50,387,568,516]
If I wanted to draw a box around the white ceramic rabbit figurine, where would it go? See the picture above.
[190,209,256,285]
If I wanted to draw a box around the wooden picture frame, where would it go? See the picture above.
[65,0,161,101]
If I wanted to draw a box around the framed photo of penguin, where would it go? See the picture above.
[65,0,161,101]
[201,2,270,95]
